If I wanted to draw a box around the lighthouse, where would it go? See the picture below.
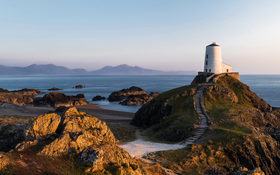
[204,42,232,74]
[191,42,239,84]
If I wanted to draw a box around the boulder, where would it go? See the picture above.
[48,87,62,91]
[73,85,85,89]
[0,88,42,106]
[92,95,106,101]
[0,88,8,92]
[25,113,61,139]
[108,86,148,102]
[0,123,27,152]
[16,107,141,174]
[33,92,88,107]
[120,93,159,106]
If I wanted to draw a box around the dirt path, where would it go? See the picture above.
[120,86,209,158]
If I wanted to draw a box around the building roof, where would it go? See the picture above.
[207,42,219,47]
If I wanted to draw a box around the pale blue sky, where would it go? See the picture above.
[0,0,280,73]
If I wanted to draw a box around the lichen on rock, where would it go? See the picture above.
[14,107,144,174]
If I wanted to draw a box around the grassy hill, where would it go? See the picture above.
[134,75,280,174]
[132,85,200,142]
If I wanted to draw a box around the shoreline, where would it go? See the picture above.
[0,103,135,124]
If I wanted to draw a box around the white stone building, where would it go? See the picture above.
[204,42,232,74]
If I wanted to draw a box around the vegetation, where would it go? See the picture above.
[137,85,201,142]
[144,75,276,175]
[107,123,137,143]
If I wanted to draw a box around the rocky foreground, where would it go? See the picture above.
[0,107,167,175]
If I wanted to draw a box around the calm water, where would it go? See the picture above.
[0,75,279,112]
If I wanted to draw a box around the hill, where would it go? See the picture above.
[91,64,195,75]
[132,75,280,174]
[0,64,195,75]
[0,64,88,75]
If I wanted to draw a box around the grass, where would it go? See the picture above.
[107,123,137,143]
[143,76,257,174]
[144,93,200,143]
[154,85,196,102]
[1,152,91,175]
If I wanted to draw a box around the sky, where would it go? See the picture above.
[0,0,280,74]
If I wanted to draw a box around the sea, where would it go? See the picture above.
[0,75,279,113]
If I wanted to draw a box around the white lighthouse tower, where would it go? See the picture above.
[192,42,239,84]
[204,42,232,74]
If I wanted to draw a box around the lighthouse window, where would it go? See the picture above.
[205,61,208,65]
[206,54,208,58]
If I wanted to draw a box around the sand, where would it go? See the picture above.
[119,130,185,157]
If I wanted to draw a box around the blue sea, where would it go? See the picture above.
[0,75,279,112]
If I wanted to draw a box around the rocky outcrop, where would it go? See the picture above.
[108,86,159,106]
[92,95,106,101]
[14,107,141,174]
[0,123,27,152]
[0,88,42,106]
[108,86,148,102]
[48,87,62,91]
[120,92,160,106]
[0,152,10,170]
[132,87,196,128]
[206,85,238,103]
[25,113,61,139]
[73,84,85,89]
[0,88,8,92]
[132,100,172,128]
[34,92,88,107]
[215,75,272,112]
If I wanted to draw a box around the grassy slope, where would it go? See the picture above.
[145,76,256,175]
[144,85,200,143]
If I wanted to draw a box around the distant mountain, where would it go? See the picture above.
[91,64,195,75]
[0,64,195,75]
[0,64,88,75]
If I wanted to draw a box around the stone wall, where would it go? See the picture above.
[214,72,240,82]
[191,72,240,85]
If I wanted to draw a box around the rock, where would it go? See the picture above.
[92,95,106,101]
[33,92,88,107]
[120,92,160,106]
[25,113,61,139]
[150,92,160,97]
[12,88,41,96]
[0,88,8,92]
[0,88,42,106]
[15,107,142,174]
[48,87,62,91]
[131,86,197,142]
[214,76,272,112]
[132,100,172,128]
[206,85,238,103]
[108,86,148,102]
[73,85,85,89]
[0,152,10,170]
[0,123,27,152]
